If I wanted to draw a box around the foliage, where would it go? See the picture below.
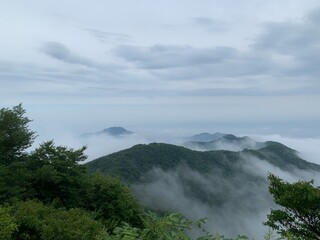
[0,140,89,207]
[0,160,33,203]
[0,104,36,165]
[0,205,17,240]
[27,140,88,208]
[100,212,249,240]
[85,172,144,229]
[10,200,106,240]
[0,105,145,235]
[265,174,320,239]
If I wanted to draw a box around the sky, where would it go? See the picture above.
[1,0,320,139]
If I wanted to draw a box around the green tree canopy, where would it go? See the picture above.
[85,172,144,229]
[265,174,320,239]
[0,205,17,240]
[10,200,106,240]
[0,104,36,165]
[0,104,145,235]
[27,140,88,208]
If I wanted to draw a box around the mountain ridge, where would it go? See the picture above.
[86,141,320,183]
[85,140,320,238]
[184,134,266,151]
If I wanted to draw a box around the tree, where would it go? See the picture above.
[0,105,145,232]
[0,140,89,207]
[27,141,88,208]
[0,205,17,240]
[85,172,144,230]
[265,174,320,239]
[10,200,106,240]
[0,104,36,165]
[101,212,249,240]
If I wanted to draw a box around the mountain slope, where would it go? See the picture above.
[87,143,243,183]
[243,141,320,171]
[184,134,265,151]
[87,142,320,183]
[86,142,320,238]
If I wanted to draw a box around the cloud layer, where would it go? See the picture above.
[0,1,319,136]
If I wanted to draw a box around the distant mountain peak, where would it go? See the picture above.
[101,127,133,136]
[81,126,134,138]
[184,133,264,151]
[189,132,226,142]
[221,134,238,141]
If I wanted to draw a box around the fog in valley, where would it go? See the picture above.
[132,150,320,239]
[29,127,320,238]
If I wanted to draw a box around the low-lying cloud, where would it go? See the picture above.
[32,132,149,162]
[133,152,320,239]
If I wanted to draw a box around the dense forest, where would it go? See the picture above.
[1,105,320,239]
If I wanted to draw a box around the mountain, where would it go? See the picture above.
[86,141,320,238]
[81,127,134,138]
[187,132,226,142]
[87,141,320,184]
[184,134,266,151]
[87,143,239,183]
[243,141,320,171]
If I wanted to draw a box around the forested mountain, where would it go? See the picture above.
[87,141,320,183]
[87,141,320,237]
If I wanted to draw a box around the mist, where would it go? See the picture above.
[31,130,150,162]
[132,152,320,239]
[30,127,320,165]
[183,138,264,152]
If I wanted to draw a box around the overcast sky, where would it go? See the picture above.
[1,0,320,138]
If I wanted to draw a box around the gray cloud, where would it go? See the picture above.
[114,45,237,69]
[42,42,87,65]
[112,8,320,94]
[41,41,115,71]
[192,17,229,33]
[113,44,276,84]
[84,28,132,44]
[1,1,319,137]
[253,8,320,76]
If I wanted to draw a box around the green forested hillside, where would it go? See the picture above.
[87,141,319,184]
[87,143,244,183]
[86,140,320,238]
